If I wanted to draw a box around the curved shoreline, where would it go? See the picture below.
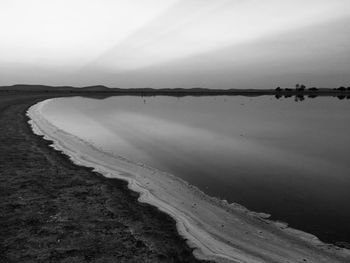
[1,94,203,262]
[28,98,350,263]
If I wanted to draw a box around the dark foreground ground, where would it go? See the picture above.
[0,92,205,263]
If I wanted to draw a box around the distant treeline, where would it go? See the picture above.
[275,84,350,92]
[274,84,350,101]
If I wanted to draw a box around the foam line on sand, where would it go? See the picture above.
[27,99,350,263]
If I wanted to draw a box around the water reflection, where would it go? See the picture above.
[42,95,350,244]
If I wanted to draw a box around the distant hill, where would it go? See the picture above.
[0,84,112,92]
[79,85,113,91]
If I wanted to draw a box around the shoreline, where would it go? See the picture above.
[0,93,202,262]
[28,98,350,263]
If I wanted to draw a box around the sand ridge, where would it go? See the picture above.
[28,99,350,263]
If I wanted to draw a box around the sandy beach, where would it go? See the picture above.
[0,92,202,262]
[27,97,350,263]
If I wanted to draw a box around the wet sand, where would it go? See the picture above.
[28,98,350,263]
[0,92,203,262]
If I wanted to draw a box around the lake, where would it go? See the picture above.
[40,95,350,245]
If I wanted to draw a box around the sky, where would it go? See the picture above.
[1,0,350,89]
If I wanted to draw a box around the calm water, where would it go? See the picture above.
[43,95,350,244]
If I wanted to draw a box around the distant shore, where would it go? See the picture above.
[1,84,350,98]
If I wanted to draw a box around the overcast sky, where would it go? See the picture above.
[1,0,350,89]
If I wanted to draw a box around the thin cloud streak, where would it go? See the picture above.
[89,0,350,71]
